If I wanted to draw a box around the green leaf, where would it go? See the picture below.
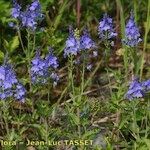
[4,39,9,49]
[82,129,99,139]
[0,51,4,62]
[144,139,150,148]
[10,36,19,53]
[69,113,80,125]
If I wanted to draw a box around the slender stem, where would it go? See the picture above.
[116,0,125,39]
[31,31,36,57]
[2,101,10,135]
[77,0,81,28]
[77,107,81,138]
[17,29,26,54]
[106,68,112,95]
[0,111,4,135]
[48,82,51,103]
[81,56,85,94]
[57,86,68,104]
[140,0,150,79]
[133,0,137,22]
[123,47,128,77]
[27,30,32,91]
[84,60,102,90]
[17,102,22,135]
[133,102,139,139]
[145,98,150,138]
[130,47,136,75]
[45,118,49,150]
[104,40,110,66]
[69,55,75,96]
[77,54,85,139]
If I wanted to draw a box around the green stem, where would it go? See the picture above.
[32,32,36,56]
[132,101,139,140]
[17,29,25,54]
[106,68,112,96]
[123,48,128,77]
[69,55,75,96]
[84,60,102,90]
[77,107,81,138]
[140,0,150,79]
[77,55,86,138]
[81,57,85,95]
[133,0,137,22]
[145,98,150,138]
[2,101,10,136]
[104,39,110,65]
[45,118,49,150]
[48,82,51,103]
[27,30,32,91]
[116,0,125,39]
[130,47,136,75]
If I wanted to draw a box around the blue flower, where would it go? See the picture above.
[64,27,80,57]
[21,11,37,30]
[31,49,59,85]
[98,13,117,40]
[1,65,18,89]
[80,29,96,50]
[21,0,43,30]
[123,12,142,47]
[0,90,13,100]
[141,79,150,92]
[0,63,26,101]
[29,0,41,11]
[14,83,26,102]
[11,0,43,30]
[31,51,47,84]
[125,78,144,100]
[45,48,59,69]
[11,0,21,19]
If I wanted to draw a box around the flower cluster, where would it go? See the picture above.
[123,12,142,47]
[80,29,96,50]
[12,0,21,19]
[125,78,150,100]
[64,27,97,57]
[64,27,80,57]
[11,0,43,30]
[98,13,117,41]
[31,48,59,86]
[64,28,97,70]
[0,63,26,102]
[30,51,47,84]
[125,78,144,100]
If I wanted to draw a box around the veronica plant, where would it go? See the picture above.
[124,76,150,144]
[0,57,26,102]
[63,26,98,141]
[31,47,59,101]
[11,0,43,30]
[10,0,44,91]
[79,29,97,71]
[98,13,117,64]
[63,26,81,138]
[125,77,144,100]
[30,47,59,147]
[64,27,97,97]
[64,27,80,96]
[125,77,150,100]
[122,11,142,76]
